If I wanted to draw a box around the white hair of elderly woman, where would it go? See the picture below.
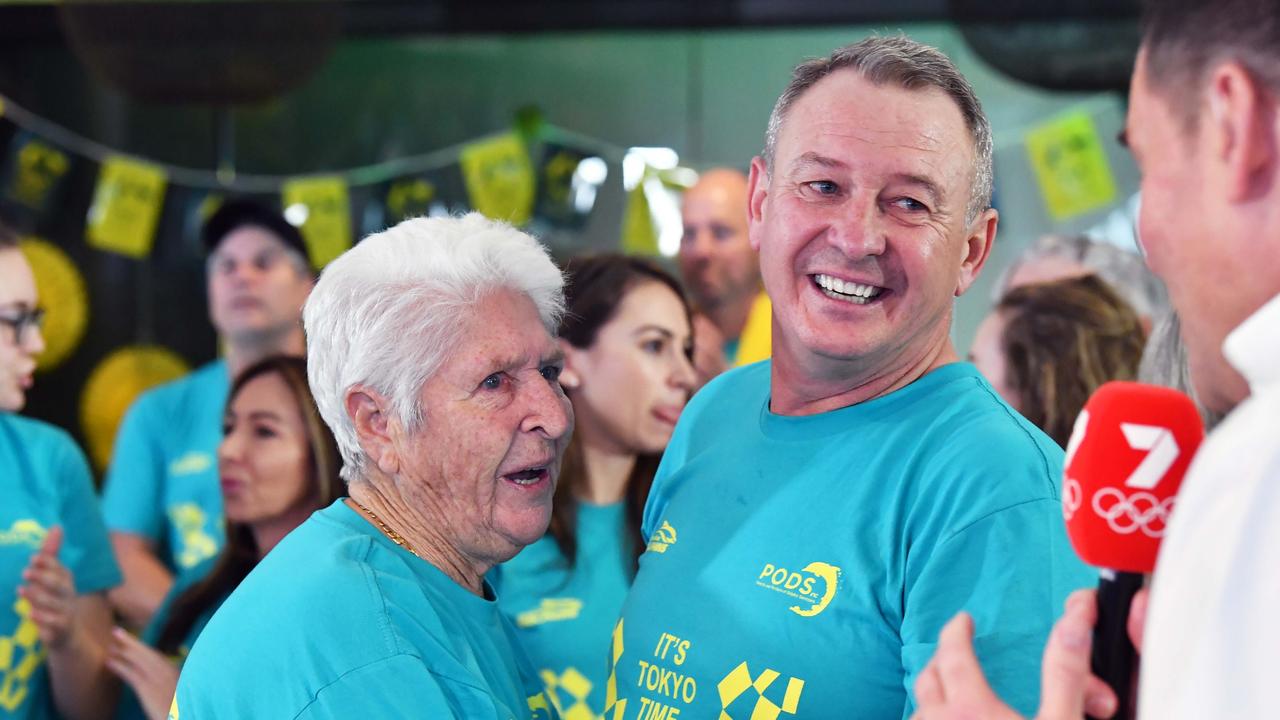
[995,233,1168,320]
[302,213,565,482]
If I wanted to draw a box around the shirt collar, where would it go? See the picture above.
[1223,292,1280,390]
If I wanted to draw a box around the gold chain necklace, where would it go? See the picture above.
[352,499,421,558]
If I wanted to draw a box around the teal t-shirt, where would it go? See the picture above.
[115,556,222,720]
[606,362,1094,720]
[102,361,229,573]
[493,502,633,720]
[172,500,558,719]
[0,413,121,720]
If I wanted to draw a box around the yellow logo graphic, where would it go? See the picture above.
[540,666,595,720]
[168,451,213,477]
[516,598,584,628]
[527,690,554,720]
[168,504,218,570]
[754,561,842,618]
[0,597,48,712]
[0,520,47,549]
[603,619,627,720]
[717,662,804,720]
[647,521,677,554]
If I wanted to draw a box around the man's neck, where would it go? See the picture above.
[346,477,491,596]
[224,326,306,377]
[706,290,758,344]
[769,333,959,416]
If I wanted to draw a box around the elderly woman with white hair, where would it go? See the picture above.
[170,214,569,718]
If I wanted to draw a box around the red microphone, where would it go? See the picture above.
[1062,381,1204,719]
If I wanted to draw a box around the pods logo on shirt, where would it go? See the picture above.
[0,520,46,549]
[646,521,677,554]
[754,561,842,618]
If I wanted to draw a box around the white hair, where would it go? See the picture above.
[302,213,565,482]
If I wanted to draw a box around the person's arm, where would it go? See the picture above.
[107,627,180,720]
[20,528,119,720]
[101,398,175,629]
[108,533,174,630]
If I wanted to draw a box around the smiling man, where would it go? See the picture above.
[605,36,1093,719]
[102,199,315,629]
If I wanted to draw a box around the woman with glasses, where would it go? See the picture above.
[0,222,122,720]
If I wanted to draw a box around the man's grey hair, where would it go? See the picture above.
[763,35,994,226]
[995,233,1168,321]
[302,213,565,482]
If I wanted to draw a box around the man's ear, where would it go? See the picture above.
[344,384,401,476]
[558,338,583,390]
[955,208,999,298]
[1206,60,1277,203]
[746,156,770,252]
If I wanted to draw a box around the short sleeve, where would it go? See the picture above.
[52,432,122,594]
[102,396,166,540]
[899,498,1094,718]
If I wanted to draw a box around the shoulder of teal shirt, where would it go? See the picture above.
[643,360,770,539]
[174,500,554,719]
[101,359,229,539]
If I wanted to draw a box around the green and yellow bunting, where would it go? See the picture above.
[460,133,535,226]
[1026,111,1117,221]
[282,175,352,269]
[86,156,168,259]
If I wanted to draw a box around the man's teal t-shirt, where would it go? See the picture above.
[172,500,558,719]
[0,413,121,719]
[607,362,1094,720]
[102,361,229,573]
[115,556,222,720]
[493,502,633,720]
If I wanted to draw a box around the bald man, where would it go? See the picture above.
[678,168,771,383]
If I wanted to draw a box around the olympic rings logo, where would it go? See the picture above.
[1062,478,1083,521]
[1091,488,1175,537]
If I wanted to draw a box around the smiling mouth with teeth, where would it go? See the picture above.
[812,274,885,304]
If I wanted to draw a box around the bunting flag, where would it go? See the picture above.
[460,132,535,226]
[621,169,659,256]
[86,155,168,258]
[1,132,72,215]
[533,143,604,230]
[281,175,352,269]
[1025,110,1117,221]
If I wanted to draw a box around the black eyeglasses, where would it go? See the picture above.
[0,307,46,345]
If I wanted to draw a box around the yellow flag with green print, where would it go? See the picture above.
[621,176,659,256]
[460,133,534,225]
[86,156,167,259]
[1026,111,1117,221]
[282,176,352,269]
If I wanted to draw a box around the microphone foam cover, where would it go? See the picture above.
[1062,381,1204,572]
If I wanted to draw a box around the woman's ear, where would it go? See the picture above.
[559,338,583,390]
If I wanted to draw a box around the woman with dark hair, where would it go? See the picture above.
[108,355,343,720]
[492,254,696,718]
[969,274,1147,447]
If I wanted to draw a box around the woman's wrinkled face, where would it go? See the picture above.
[396,289,573,567]
[566,281,697,455]
[218,372,317,526]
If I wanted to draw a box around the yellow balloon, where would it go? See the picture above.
[19,238,89,372]
[80,346,190,472]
